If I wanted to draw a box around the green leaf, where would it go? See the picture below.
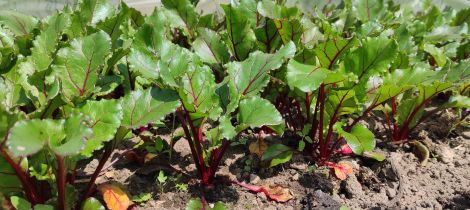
[314,37,356,69]
[121,87,180,129]
[68,0,115,37]
[82,197,105,210]
[257,0,299,20]
[157,170,168,183]
[132,193,152,204]
[97,2,131,49]
[49,114,93,156]
[423,44,447,67]
[18,12,70,107]
[185,198,203,210]
[180,65,218,115]
[222,4,256,60]
[128,12,167,80]
[238,97,283,129]
[54,31,111,102]
[354,0,386,23]
[254,19,282,53]
[73,99,123,158]
[0,155,22,195]
[0,11,38,36]
[363,151,385,161]
[286,60,329,92]
[335,124,375,155]
[162,0,198,38]
[261,144,292,165]
[7,119,64,156]
[159,43,195,87]
[345,36,398,80]
[10,196,31,210]
[226,42,295,98]
[193,28,230,65]
[7,114,92,157]
[34,204,54,210]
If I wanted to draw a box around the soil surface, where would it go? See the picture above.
[76,114,470,210]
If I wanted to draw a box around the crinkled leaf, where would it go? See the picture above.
[314,37,356,69]
[128,23,165,81]
[180,65,218,115]
[424,44,447,67]
[73,99,122,158]
[54,31,111,102]
[49,114,93,156]
[227,42,295,98]
[193,28,230,65]
[162,0,198,38]
[254,19,282,53]
[257,0,299,20]
[0,11,38,36]
[68,0,115,37]
[121,87,180,129]
[222,4,256,60]
[345,36,397,79]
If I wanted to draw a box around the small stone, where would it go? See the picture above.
[290,162,308,171]
[386,188,396,198]
[249,174,261,184]
[292,173,300,181]
[435,146,454,163]
[343,175,364,198]
[462,131,470,139]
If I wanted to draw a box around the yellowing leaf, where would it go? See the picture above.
[333,162,353,181]
[263,185,294,202]
[144,153,157,163]
[249,139,268,157]
[235,182,294,203]
[98,184,132,210]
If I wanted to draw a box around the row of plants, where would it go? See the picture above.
[0,0,468,209]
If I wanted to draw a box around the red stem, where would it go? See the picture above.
[0,147,44,205]
[56,155,66,210]
[176,108,204,180]
[76,144,113,208]
[318,84,326,159]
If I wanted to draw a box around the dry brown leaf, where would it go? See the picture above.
[333,161,353,180]
[98,184,132,210]
[263,184,294,202]
[249,139,268,157]
[235,182,293,202]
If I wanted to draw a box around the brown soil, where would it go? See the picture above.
[76,115,470,210]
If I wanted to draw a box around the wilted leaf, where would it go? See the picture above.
[249,139,268,157]
[333,161,353,180]
[236,182,293,202]
[98,184,132,210]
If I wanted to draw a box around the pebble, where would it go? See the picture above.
[462,131,470,139]
[344,175,364,198]
[292,173,300,181]
[290,162,308,171]
[435,146,454,163]
[386,188,396,198]
[249,174,261,184]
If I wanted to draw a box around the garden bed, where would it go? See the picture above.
[79,115,470,209]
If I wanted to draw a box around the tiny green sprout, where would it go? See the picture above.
[156,170,168,193]
[132,193,152,206]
